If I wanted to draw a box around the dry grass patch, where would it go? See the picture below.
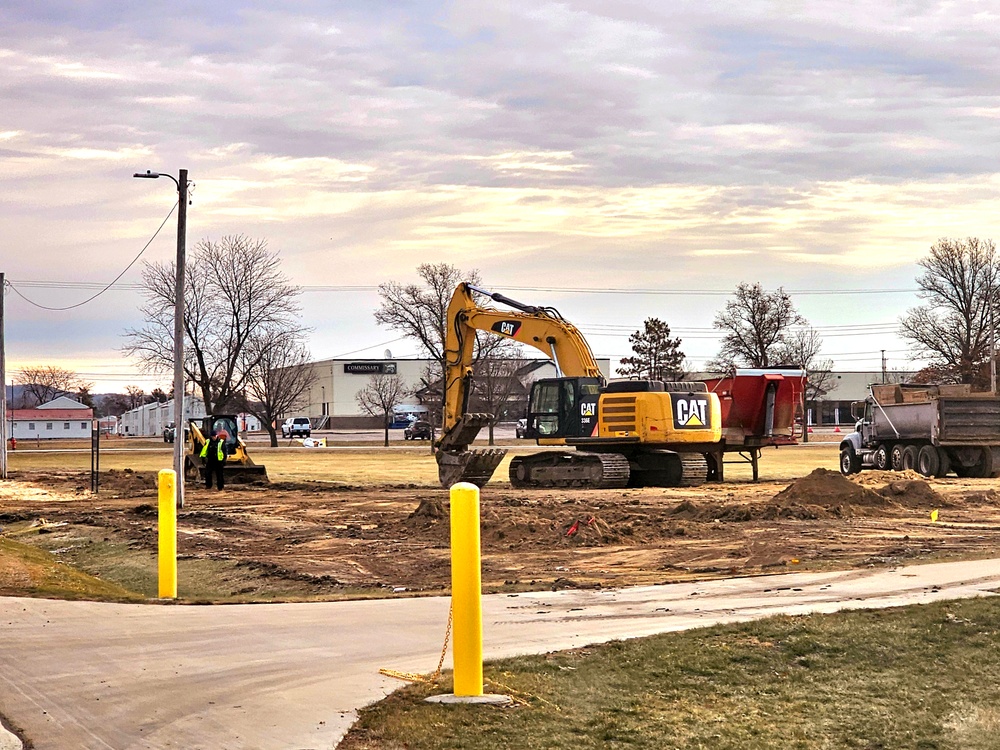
[0,536,141,601]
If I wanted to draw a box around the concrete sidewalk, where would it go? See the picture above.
[1,558,998,749]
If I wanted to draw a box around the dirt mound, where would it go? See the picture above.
[959,489,1000,506]
[101,469,158,496]
[853,470,925,485]
[875,480,945,509]
[770,468,895,514]
[409,498,445,520]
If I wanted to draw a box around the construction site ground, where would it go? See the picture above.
[2,431,1000,601]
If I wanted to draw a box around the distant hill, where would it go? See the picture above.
[4,385,119,410]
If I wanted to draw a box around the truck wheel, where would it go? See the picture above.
[917,445,941,477]
[840,448,861,476]
[936,448,952,477]
[902,445,919,472]
[873,445,889,471]
[890,444,905,472]
[968,447,993,478]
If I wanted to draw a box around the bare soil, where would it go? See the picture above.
[3,460,1000,599]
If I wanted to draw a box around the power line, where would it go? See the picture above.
[7,202,178,311]
[6,280,920,299]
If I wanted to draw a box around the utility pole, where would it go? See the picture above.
[134,168,189,507]
[174,169,188,508]
[991,308,996,394]
[1,272,6,480]
[881,350,887,384]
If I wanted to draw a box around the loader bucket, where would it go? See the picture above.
[222,464,269,484]
[437,448,507,488]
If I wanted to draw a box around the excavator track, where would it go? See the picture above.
[508,451,630,489]
[627,450,708,488]
[678,453,709,487]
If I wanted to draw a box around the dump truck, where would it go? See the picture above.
[184,414,268,483]
[839,383,1000,478]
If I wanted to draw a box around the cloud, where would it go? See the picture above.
[3,1,1000,384]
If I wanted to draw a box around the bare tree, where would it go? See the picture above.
[17,366,90,407]
[776,326,833,443]
[900,237,999,387]
[374,263,481,418]
[471,338,529,445]
[356,374,410,446]
[125,385,146,410]
[241,330,317,447]
[709,283,804,371]
[124,235,306,413]
[616,318,686,381]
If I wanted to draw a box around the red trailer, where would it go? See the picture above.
[702,368,807,480]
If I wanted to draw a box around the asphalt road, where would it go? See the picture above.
[1,559,998,749]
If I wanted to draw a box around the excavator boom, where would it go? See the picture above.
[435,283,604,486]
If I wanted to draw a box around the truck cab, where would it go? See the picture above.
[839,398,878,474]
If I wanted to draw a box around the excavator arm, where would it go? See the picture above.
[435,283,604,486]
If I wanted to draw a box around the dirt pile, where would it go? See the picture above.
[875,480,945,509]
[101,469,158,497]
[776,468,892,507]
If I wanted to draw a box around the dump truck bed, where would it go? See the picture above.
[874,396,1000,445]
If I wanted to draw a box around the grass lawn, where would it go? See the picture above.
[5,441,839,485]
[342,597,1000,750]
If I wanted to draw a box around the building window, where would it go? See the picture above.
[46,423,53,430]
[81,422,87,430]
[28,422,35,430]
[64,422,70,430]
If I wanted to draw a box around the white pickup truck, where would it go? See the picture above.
[281,417,311,438]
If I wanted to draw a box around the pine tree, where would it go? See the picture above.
[617,318,685,381]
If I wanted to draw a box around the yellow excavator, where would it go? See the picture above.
[184,414,268,483]
[435,283,722,489]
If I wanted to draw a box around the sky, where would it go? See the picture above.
[4,0,1000,393]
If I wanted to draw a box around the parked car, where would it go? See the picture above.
[515,418,528,439]
[281,417,312,438]
[404,420,432,440]
[163,423,176,443]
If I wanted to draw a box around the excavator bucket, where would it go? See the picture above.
[436,448,507,488]
[434,412,506,487]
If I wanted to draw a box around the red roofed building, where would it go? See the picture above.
[5,396,94,440]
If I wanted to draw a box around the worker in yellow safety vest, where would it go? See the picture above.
[200,429,229,490]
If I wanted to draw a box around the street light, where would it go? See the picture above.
[133,168,189,508]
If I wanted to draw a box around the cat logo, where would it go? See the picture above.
[580,402,595,417]
[491,320,521,337]
[670,394,710,429]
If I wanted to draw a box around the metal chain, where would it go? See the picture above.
[379,604,453,685]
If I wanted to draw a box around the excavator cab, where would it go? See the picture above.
[526,377,602,440]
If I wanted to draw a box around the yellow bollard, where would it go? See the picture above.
[158,469,177,599]
[450,482,483,697]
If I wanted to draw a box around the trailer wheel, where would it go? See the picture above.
[917,445,941,477]
[873,445,889,471]
[840,448,861,476]
[890,444,905,472]
[902,445,919,472]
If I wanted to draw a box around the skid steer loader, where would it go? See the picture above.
[184,415,268,484]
